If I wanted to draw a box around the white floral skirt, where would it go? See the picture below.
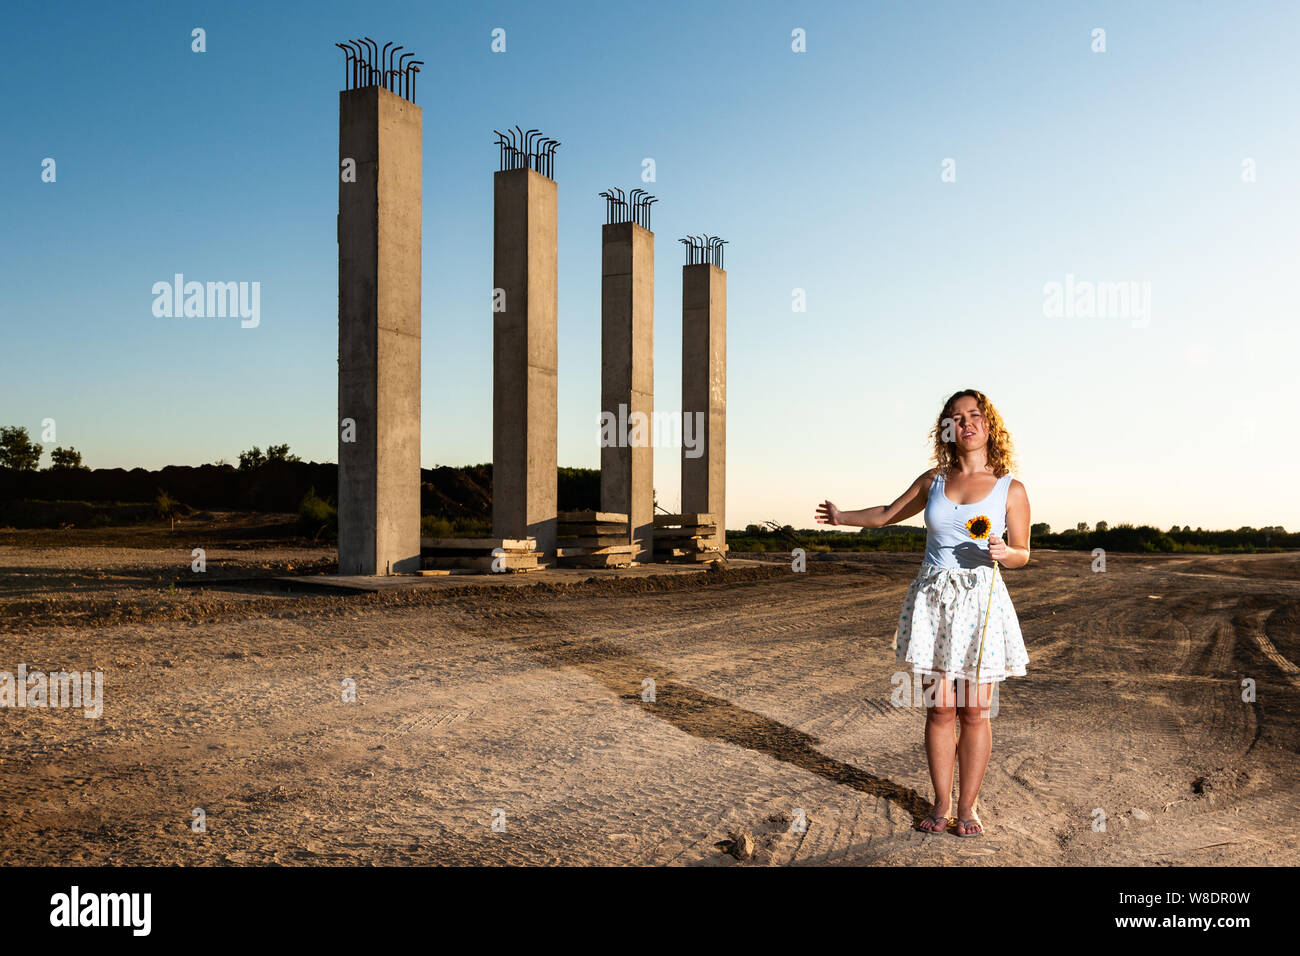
[893,563,1029,683]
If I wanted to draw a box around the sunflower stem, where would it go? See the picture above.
[975,560,998,686]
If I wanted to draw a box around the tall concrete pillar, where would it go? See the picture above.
[681,255,726,551]
[337,83,422,576]
[492,163,558,560]
[600,219,654,561]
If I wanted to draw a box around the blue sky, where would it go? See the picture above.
[2,0,1296,531]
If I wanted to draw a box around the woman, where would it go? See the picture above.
[815,389,1030,837]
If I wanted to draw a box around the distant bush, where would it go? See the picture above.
[0,499,154,529]
[297,487,337,540]
[239,443,302,470]
[420,516,453,539]
[420,515,491,539]
[49,446,87,470]
[155,489,183,530]
[727,524,928,553]
[0,426,42,471]
[557,466,600,512]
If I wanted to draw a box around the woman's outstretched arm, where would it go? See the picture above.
[816,470,936,529]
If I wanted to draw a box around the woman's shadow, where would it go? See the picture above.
[951,538,998,569]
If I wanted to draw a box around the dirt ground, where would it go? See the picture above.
[1,527,1297,866]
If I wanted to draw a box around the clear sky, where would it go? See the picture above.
[2,0,1295,532]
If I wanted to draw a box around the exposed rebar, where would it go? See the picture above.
[680,234,727,268]
[493,126,561,177]
[335,39,423,103]
[599,186,657,229]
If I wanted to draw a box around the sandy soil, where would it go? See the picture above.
[1,534,1297,866]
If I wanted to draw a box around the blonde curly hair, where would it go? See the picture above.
[929,389,1018,478]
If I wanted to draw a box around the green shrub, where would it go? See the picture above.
[0,426,42,471]
[49,446,86,470]
[239,443,302,470]
[557,466,600,511]
[0,499,154,528]
[298,487,337,540]
[421,516,454,539]
[419,515,491,538]
[155,489,181,528]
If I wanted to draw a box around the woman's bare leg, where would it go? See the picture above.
[956,678,994,833]
[921,675,957,828]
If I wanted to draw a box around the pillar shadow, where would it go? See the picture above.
[460,606,932,826]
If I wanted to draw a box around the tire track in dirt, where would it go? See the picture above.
[1238,608,1300,689]
[447,588,937,849]
[988,569,1245,860]
[4,550,1298,865]
[1049,580,1293,864]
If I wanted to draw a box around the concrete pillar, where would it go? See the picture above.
[337,85,422,575]
[600,221,654,561]
[681,263,726,551]
[492,167,558,559]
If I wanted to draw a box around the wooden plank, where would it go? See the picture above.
[420,548,537,558]
[559,554,638,568]
[653,513,715,527]
[557,511,629,524]
[654,547,721,559]
[652,527,717,540]
[555,536,636,549]
[421,538,533,554]
[555,524,629,536]
[555,545,638,556]
[424,555,540,572]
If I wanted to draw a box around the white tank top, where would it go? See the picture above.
[922,469,1012,570]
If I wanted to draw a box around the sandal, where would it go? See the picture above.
[956,815,984,837]
[919,813,952,833]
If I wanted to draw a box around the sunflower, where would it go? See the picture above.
[966,515,991,539]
